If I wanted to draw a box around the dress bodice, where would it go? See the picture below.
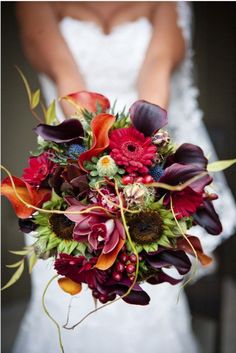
[59,16,152,108]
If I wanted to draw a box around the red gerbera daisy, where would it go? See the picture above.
[109,127,157,174]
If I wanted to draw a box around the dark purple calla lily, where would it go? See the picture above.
[34,119,84,144]
[146,270,182,286]
[193,200,222,235]
[104,278,150,305]
[167,143,208,169]
[144,247,191,275]
[159,163,212,193]
[129,100,167,136]
[18,218,37,233]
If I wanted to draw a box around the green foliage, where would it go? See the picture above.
[1,260,25,291]
[207,159,236,172]
[31,89,41,109]
[45,100,58,125]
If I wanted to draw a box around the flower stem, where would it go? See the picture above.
[42,275,65,353]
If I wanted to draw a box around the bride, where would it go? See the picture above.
[13,2,236,353]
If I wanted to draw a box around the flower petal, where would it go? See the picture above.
[1,176,50,219]
[193,200,222,235]
[171,143,208,169]
[109,281,150,305]
[129,100,167,136]
[58,277,82,295]
[79,114,116,171]
[34,119,84,144]
[159,163,212,193]
[146,270,182,285]
[62,91,110,113]
[177,236,212,266]
[95,238,125,270]
[145,248,191,275]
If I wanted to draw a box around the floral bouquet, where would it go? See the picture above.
[1,75,235,347]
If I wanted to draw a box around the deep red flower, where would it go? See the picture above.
[109,127,157,174]
[54,253,150,305]
[65,199,125,270]
[54,254,106,289]
[22,152,56,187]
[164,186,203,219]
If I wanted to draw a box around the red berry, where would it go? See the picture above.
[108,292,116,301]
[129,254,137,263]
[115,262,125,273]
[135,177,144,183]
[126,263,136,274]
[112,272,122,281]
[92,290,100,299]
[99,294,108,304]
[122,176,134,185]
[143,175,154,184]
[119,253,129,263]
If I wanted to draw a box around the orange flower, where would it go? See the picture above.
[1,176,51,219]
[62,91,110,113]
[78,113,116,171]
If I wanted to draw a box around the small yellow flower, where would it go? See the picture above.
[97,155,118,177]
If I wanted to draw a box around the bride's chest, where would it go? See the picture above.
[59,17,152,83]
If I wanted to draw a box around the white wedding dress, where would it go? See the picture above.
[13,3,236,353]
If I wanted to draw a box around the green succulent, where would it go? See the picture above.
[125,199,191,254]
[32,191,87,258]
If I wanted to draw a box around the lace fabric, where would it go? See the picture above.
[13,3,235,353]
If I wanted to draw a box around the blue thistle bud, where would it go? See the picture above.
[149,165,164,181]
[67,144,86,160]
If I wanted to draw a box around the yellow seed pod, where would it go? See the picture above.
[58,277,82,295]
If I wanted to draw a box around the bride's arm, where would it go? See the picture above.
[16,2,86,114]
[138,2,185,109]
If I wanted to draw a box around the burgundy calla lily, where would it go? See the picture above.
[34,118,84,144]
[167,143,208,169]
[159,163,212,218]
[129,100,167,136]
[146,271,182,286]
[144,247,192,275]
[193,200,222,235]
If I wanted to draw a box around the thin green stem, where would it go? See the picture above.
[42,275,65,353]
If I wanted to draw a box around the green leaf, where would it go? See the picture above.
[9,250,29,256]
[45,100,57,125]
[51,189,62,203]
[207,159,236,172]
[90,170,98,177]
[28,253,37,273]
[6,260,23,268]
[76,242,87,256]
[31,89,40,109]
[15,66,32,104]
[1,260,24,291]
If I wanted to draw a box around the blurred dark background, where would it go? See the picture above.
[1,2,236,353]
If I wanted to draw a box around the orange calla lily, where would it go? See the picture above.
[95,238,125,271]
[1,176,51,219]
[177,236,212,266]
[79,113,116,171]
[62,91,110,113]
[58,277,82,295]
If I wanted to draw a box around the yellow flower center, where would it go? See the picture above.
[101,156,111,167]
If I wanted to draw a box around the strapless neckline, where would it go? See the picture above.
[59,16,152,38]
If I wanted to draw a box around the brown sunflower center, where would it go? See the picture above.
[128,211,163,244]
[49,214,75,240]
